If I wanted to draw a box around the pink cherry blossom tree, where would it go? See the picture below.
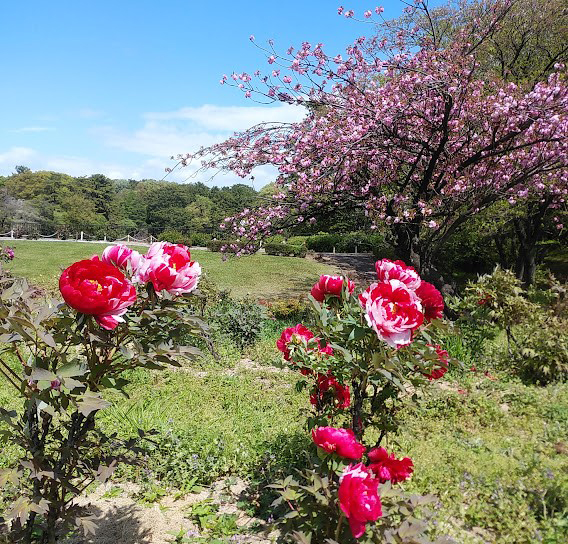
[176,1,568,280]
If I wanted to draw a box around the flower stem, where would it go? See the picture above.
[335,512,345,541]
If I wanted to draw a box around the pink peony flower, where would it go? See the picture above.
[310,373,351,410]
[276,324,315,361]
[311,427,365,459]
[359,279,424,348]
[375,259,421,290]
[136,242,201,296]
[415,281,444,320]
[310,274,355,302]
[367,447,414,484]
[101,244,141,274]
[59,257,137,330]
[338,463,382,538]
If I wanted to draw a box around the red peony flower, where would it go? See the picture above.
[367,447,414,484]
[423,344,449,380]
[101,244,141,273]
[311,426,365,459]
[318,342,334,356]
[310,373,351,410]
[375,259,421,290]
[359,279,424,348]
[276,324,315,361]
[310,274,355,302]
[136,242,201,295]
[415,281,444,320]
[338,463,382,539]
[59,257,137,330]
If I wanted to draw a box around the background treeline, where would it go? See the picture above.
[0,166,259,244]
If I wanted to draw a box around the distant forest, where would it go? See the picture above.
[0,166,265,240]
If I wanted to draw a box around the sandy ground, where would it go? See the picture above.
[64,479,277,544]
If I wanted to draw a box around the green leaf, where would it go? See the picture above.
[76,392,110,417]
[57,362,86,378]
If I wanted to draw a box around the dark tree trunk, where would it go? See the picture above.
[513,197,551,287]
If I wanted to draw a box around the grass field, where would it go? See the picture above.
[3,240,336,298]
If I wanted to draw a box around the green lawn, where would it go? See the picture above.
[3,240,336,298]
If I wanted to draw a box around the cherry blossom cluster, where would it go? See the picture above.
[177,2,567,259]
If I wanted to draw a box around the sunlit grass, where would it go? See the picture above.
[4,240,336,298]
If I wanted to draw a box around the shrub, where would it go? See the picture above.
[207,239,227,252]
[190,232,212,247]
[268,297,311,321]
[286,236,309,247]
[450,266,538,354]
[305,232,341,252]
[159,229,190,246]
[266,264,458,541]
[0,242,208,542]
[507,315,568,385]
[208,293,267,350]
[264,242,306,258]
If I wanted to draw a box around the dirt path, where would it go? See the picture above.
[65,480,276,544]
[309,252,376,285]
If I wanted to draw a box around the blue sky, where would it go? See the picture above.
[0,1,440,187]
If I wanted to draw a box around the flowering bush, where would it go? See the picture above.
[0,245,15,264]
[271,260,457,541]
[0,242,207,542]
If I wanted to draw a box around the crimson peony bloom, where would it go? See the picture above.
[318,342,334,356]
[136,242,201,295]
[423,344,449,380]
[310,373,351,410]
[276,324,315,361]
[311,427,365,459]
[368,448,414,484]
[359,279,424,348]
[375,259,421,290]
[101,244,141,273]
[310,274,355,302]
[367,447,414,484]
[338,463,382,539]
[59,257,137,330]
[416,281,444,320]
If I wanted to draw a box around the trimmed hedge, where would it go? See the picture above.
[305,232,393,255]
[264,242,306,258]
[207,240,228,252]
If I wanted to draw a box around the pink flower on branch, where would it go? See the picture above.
[59,257,137,330]
[367,447,414,484]
[136,242,201,296]
[177,5,568,268]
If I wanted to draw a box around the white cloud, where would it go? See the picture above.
[77,108,105,119]
[146,103,306,131]
[0,146,36,165]
[97,103,306,157]
[0,104,306,187]
[11,127,54,133]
